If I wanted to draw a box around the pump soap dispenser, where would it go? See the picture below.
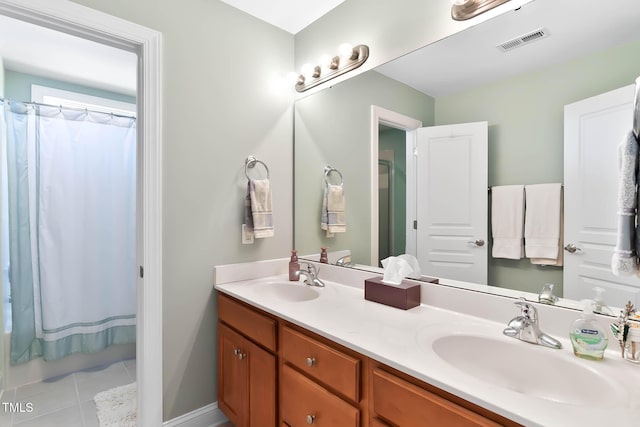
[570,299,608,361]
[289,250,300,281]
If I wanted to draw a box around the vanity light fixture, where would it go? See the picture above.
[295,43,369,92]
[451,0,511,21]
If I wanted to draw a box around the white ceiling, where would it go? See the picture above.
[0,14,137,97]
[220,0,345,34]
[376,0,640,97]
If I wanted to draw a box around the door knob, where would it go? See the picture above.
[468,239,485,247]
[564,243,582,253]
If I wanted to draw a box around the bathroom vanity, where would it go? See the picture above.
[214,259,640,427]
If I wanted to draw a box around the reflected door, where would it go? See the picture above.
[564,84,640,306]
[415,122,488,284]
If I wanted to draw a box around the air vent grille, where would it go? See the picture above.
[497,28,549,52]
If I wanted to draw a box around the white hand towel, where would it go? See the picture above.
[524,183,562,263]
[246,178,274,238]
[321,184,346,236]
[491,185,525,259]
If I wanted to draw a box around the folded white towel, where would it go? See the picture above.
[245,178,274,238]
[612,131,639,276]
[531,192,563,266]
[321,184,346,236]
[491,185,525,259]
[524,183,562,263]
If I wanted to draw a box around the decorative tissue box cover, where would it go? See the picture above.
[364,276,426,310]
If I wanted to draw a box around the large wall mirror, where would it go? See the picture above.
[294,0,640,313]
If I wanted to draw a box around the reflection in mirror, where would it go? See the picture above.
[294,0,640,313]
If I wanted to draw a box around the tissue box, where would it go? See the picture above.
[364,276,422,310]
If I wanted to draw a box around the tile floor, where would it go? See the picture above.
[0,359,136,426]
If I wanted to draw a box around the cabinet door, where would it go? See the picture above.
[218,322,248,427]
[247,338,277,426]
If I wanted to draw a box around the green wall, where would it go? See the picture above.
[68,0,294,420]
[4,70,136,104]
[295,71,434,265]
[435,40,640,294]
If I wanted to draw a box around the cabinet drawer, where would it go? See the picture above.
[218,294,277,352]
[372,368,501,427]
[281,364,359,427]
[281,326,360,402]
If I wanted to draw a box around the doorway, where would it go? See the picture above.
[0,1,162,426]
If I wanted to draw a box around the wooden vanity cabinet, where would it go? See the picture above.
[216,292,521,427]
[218,294,277,427]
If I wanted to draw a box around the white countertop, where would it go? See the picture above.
[214,261,640,427]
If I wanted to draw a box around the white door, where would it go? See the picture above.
[416,122,488,284]
[564,85,640,307]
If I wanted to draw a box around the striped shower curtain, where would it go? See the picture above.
[1,99,137,364]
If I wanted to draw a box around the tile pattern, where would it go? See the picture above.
[1,359,135,427]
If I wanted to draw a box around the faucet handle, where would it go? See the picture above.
[514,298,537,320]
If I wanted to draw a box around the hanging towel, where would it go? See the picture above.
[530,190,564,266]
[612,131,639,275]
[524,183,563,264]
[321,184,346,236]
[245,178,274,238]
[491,185,525,259]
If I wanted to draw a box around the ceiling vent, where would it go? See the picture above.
[496,28,550,52]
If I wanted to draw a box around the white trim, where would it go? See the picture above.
[0,1,163,426]
[370,105,422,265]
[163,402,228,427]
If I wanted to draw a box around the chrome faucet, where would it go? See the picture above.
[503,298,562,349]
[335,255,354,268]
[296,263,325,287]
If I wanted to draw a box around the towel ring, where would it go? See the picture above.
[324,166,343,186]
[245,156,270,180]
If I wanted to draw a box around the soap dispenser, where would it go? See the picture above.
[319,247,328,264]
[592,287,614,315]
[570,300,608,361]
[289,250,300,281]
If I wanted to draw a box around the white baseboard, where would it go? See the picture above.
[163,402,228,427]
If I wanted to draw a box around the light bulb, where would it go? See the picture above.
[285,72,299,86]
[301,63,314,78]
[338,43,354,59]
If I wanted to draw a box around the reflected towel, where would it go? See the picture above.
[524,183,562,264]
[321,184,346,236]
[612,131,639,275]
[245,178,274,238]
[491,185,525,259]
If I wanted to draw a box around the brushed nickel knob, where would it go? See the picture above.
[237,352,246,360]
[306,357,316,367]
[306,414,316,424]
[564,243,582,253]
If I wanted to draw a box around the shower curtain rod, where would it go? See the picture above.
[0,96,137,120]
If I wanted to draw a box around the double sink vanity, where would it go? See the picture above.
[214,259,640,426]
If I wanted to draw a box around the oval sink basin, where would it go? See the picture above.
[432,334,622,407]
[256,281,320,302]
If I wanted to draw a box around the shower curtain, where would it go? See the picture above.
[1,100,137,364]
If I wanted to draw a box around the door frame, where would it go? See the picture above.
[370,106,422,266]
[0,1,163,426]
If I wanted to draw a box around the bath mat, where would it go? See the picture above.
[94,382,137,427]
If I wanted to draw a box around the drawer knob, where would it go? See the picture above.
[306,414,316,424]
[306,357,316,367]
[237,352,246,360]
